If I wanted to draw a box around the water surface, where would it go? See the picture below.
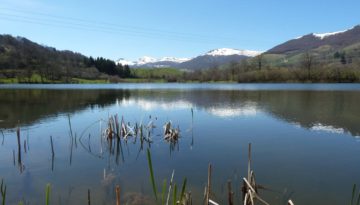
[0,83,360,205]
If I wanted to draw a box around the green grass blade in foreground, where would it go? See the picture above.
[45,183,51,205]
[162,179,167,205]
[173,183,177,205]
[147,148,158,201]
[2,186,6,205]
[352,184,357,205]
[1,179,6,205]
[180,178,187,202]
[0,179,2,193]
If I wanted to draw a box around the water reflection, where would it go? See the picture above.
[1,88,359,137]
[0,89,130,128]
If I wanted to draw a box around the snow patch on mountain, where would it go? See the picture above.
[116,58,135,66]
[160,57,191,63]
[117,56,190,66]
[205,48,261,57]
[137,56,158,65]
[313,30,348,39]
[295,27,355,40]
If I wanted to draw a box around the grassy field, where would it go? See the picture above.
[0,74,109,84]
[131,67,184,79]
[71,78,108,84]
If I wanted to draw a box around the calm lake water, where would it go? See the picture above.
[0,83,360,205]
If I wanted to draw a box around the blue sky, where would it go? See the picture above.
[1,0,359,61]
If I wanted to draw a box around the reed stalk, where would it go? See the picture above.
[50,136,55,157]
[12,150,15,166]
[116,185,120,205]
[248,143,251,182]
[166,170,175,205]
[227,180,233,205]
[1,130,4,145]
[87,189,91,205]
[67,114,74,139]
[16,127,21,166]
[24,140,27,153]
[205,164,212,205]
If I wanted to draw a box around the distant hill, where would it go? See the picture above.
[268,25,360,54]
[0,34,128,82]
[263,25,360,67]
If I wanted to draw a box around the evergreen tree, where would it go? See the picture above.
[124,65,131,77]
[340,52,347,64]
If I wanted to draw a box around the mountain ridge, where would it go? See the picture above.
[117,48,262,70]
[267,25,360,54]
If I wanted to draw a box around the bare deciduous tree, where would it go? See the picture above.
[302,52,313,80]
[255,54,264,71]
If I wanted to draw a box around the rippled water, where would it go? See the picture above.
[0,83,360,205]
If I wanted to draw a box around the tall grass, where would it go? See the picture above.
[172,183,177,205]
[180,178,187,202]
[45,183,51,205]
[162,179,167,205]
[351,184,360,205]
[147,148,158,201]
[1,179,6,205]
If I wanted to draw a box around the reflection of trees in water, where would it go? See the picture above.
[0,88,359,137]
[0,89,131,128]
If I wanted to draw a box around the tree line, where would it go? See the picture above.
[162,51,360,83]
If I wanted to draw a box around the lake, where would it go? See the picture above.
[0,83,360,205]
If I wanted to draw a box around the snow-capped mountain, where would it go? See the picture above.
[136,56,158,65]
[116,56,190,68]
[117,48,261,70]
[205,48,261,57]
[179,48,260,70]
[268,25,360,54]
[116,58,135,66]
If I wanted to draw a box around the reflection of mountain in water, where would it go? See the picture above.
[0,88,359,137]
[120,90,360,137]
